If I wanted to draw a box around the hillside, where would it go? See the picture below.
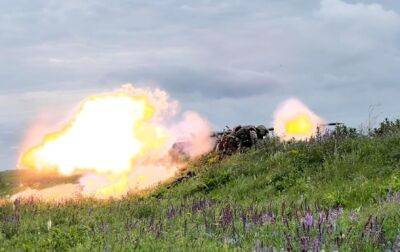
[1,122,400,250]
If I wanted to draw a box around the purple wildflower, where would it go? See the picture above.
[300,236,309,252]
[261,211,276,224]
[192,199,212,212]
[220,205,233,228]
[312,237,320,252]
[328,206,343,223]
[302,212,314,229]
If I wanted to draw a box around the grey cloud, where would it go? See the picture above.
[1,0,400,169]
[104,65,280,99]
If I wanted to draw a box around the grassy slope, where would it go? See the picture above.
[0,130,400,250]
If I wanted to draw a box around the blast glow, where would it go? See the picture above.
[15,84,213,201]
[22,93,158,175]
[273,98,325,141]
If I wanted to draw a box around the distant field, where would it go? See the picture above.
[0,169,80,197]
[1,121,400,250]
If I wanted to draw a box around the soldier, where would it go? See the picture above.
[216,133,240,155]
[214,124,270,156]
[256,125,268,139]
[235,125,258,150]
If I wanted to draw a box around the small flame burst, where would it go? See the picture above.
[273,98,325,141]
[14,84,213,201]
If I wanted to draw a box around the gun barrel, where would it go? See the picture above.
[324,122,343,126]
[263,123,343,132]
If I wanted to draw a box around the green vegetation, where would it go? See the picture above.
[1,120,400,250]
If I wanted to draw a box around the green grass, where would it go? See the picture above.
[1,124,400,250]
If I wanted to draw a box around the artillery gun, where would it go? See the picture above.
[212,122,343,156]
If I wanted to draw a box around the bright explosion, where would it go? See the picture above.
[13,84,214,201]
[273,98,325,141]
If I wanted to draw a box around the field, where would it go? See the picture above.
[1,120,400,250]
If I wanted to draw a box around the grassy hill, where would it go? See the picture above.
[1,121,400,250]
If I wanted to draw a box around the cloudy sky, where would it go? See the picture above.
[1,0,400,170]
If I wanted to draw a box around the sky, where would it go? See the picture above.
[1,0,400,170]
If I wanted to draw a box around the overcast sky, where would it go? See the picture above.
[1,0,400,170]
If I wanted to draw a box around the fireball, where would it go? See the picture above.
[20,92,166,175]
[273,98,325,141]
[15,84,213,201]
[285,114,313,136]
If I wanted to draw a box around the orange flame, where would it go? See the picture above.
[14,85,213,201]
[20,92,167,176]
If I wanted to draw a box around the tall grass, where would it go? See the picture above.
[0,120,400,250]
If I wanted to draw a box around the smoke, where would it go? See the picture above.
[10,184,82,202]
[273,98,325,141]
[11,84,214,202]
[119,84,179,121]
[170,112,214,158]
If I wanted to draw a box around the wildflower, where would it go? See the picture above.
[251,212,262,225]
[47,219,52,230]
[261,210,275,224]
[318,211,325,225]
[192,199,212,212]
[328,207,343,223]
[167,206,180,219]
[241,213,249,232]
[312,237,320,252]
[302,212,314,230]
[349,210,358,222]
[300,236,309,251]
[220,205,233,228]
